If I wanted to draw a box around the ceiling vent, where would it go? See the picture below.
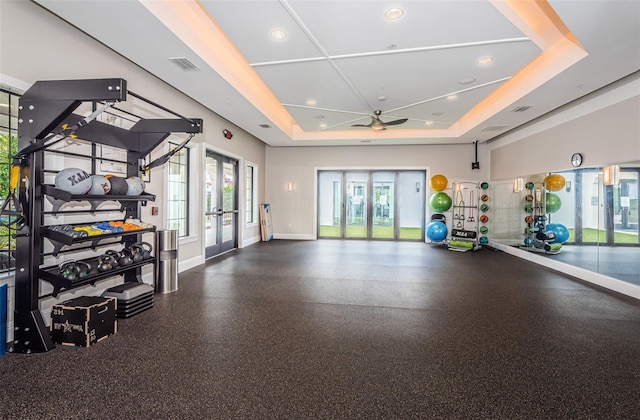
[259,124,271,129]
[511,105,531,112]
[481,125,509,132]
[168,57,200,71]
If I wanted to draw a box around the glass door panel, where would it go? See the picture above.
[345,172,368,239]
[221,160,236,246]
[318,171,342,238]
[204,155,218,253]
[398,171,425,240]
[205,151,238,259]
[317,170,426,241]
[614,170,639,244]
[372,172,395,239]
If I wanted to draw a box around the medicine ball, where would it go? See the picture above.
[88,175,111,195]
[55,168,92,194]
[105,175,128,195]
[125,176,145,196]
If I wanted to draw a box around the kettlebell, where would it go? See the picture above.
[105,250,121,268]
[132,242,153,260]
[59,260,91,280]
[129,243,144,263]
[118,248,134,266]
[97,254,115,272]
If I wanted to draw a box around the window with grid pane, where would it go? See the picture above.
[167,142,189,237]
[0,89,19,277]
[246,164,258,225]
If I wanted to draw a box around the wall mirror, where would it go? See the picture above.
[489,161,640,286]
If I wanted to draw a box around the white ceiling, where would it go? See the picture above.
[33,0,640,147]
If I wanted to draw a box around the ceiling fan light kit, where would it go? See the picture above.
[351,110,408,131]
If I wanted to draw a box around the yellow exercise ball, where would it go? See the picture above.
[429,174,448,191]
[544,174,566,192]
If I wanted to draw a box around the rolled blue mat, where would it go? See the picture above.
[0,283,6,356]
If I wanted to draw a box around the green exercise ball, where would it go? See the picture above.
[545,192,562,214]
[429,192,452,212]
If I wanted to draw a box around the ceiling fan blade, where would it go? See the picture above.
[382,118,408,126]
[351,116,375,128]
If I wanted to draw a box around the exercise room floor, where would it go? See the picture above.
[2,240,640,419]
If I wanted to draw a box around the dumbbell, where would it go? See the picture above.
[91,223,113,234]
[49,224,88,238]
[126,218,154,229]
[74,225,102,236]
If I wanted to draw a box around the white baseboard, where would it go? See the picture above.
[241,235,261,248]
[491,241,640,300]
[273,233,316,240]
[179,255,204,273]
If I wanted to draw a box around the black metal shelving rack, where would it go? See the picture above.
[13,78,202,353]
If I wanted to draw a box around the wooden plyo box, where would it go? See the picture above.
[50,296,117,347]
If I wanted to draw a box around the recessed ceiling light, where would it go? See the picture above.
[271,30,287,40]
[306,99,317,106]
[385,8,404,20]
[477,57,493,65]
[319,123,327,129]
[447,94,458,101]
[425,120,434,126]
[378,95,387,101]
[459,78,476,85]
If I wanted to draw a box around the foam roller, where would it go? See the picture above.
[545,243,562,251]
[449,240,474,249]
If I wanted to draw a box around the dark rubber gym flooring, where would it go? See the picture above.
[2,240,640,419]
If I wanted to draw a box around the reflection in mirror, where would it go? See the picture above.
[490,162,640,286]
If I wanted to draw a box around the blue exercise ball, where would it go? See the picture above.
[426,221,448,242]
[524,237,534,246]
[546,223,569,244]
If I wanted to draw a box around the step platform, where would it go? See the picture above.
[102,282,154,318]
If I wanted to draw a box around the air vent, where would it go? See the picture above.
[511,105,531,112]
[481,125,509,132]
[168,57,200,71]
[259,124,271,129]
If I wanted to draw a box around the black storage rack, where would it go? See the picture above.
[13,78,203,353]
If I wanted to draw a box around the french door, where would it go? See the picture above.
[318,170,425,241]
[204,150,238,259]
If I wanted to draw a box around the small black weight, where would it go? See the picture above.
[97,254,115,272]
[118,248,134,266]
[105,250,121,268]
[129,244,144,263]
[132,242,153,260]
[59,260,91,280]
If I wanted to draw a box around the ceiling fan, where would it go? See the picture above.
[351,110,408,131]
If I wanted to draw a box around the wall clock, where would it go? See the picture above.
[571,153,583,167]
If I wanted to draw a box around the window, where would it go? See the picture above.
[167,141,189,237]
[0,89,19,277]
[245,163,258,225]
